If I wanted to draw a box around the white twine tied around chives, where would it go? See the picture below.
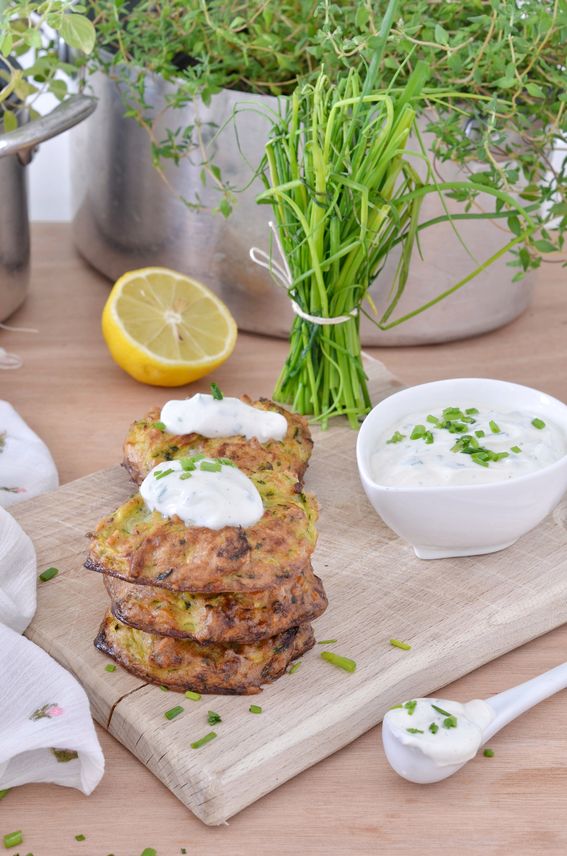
[0,321,38,370]
[249,221,358,326]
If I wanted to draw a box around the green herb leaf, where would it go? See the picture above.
[210,382,223,400]
[75,834,86,841]
[249,704,263,714]
[429,722,439,734]
[431,704,452,717]
[207,710,222,725]
[288,661,302,674]
[200,460,222,472]
[443,715,458,729]
[404,700,417,715]
[410,424,426,440]
[154,468,174,480]
[532,417,546,429]
[152,421,166,431]
[483,748,495,757]
[185,690,201,701]
[390,638,411,651]
[39,566,59,582]
[317,639,338,645]
[511,445,522,454]
[387,431,406,444]
[489,420,501,434]
[58,13,96,54]
[105,664,117,673]
[406,727,424,734]
[3,831,23,849]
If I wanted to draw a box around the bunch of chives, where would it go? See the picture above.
[256,2,535,428]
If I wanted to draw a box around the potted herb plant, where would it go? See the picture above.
[71,0,564,344]
[0,0,96,321]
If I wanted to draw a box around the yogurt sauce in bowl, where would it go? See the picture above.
[371,405,567,487]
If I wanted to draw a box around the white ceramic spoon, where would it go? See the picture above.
[382,661,567,784]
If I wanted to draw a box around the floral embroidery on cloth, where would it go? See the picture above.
[29,703,64,721]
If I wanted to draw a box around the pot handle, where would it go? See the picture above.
[0,94,97,163]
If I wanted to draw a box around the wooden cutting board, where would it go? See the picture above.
[12,360,567,825]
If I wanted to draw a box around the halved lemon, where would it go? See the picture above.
[102,267,237,386]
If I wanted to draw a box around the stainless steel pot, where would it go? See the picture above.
[0,95,97,322]
[72,71,534,345]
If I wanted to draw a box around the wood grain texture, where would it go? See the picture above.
[1,224,566,854]
[11,358,567,825]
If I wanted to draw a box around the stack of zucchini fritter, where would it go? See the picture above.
[85,397,327,694]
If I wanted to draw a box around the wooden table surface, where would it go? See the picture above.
[1,224,566,856]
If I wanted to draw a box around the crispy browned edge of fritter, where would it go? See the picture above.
[122,396,313,486]
[104,571,328,643]
[94,618,315,695]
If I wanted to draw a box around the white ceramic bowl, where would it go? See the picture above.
[356,378,567,560]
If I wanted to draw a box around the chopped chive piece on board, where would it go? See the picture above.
[159,685,169,692]
[185,690,201,701]
[249,705,263,714]
[387,431,405,444]
[39,566,59,582]
[390,638,411,651]
[0,789,11,800]
[191,731,217,749]
[152,421,166,431]
[207,710,222,725]
[3,831,23,848]
[483,748,495,757]
[105,664,117,672]
[320,652,356,672]
[210,383,223,400]
[317,639,337,645]
[140,849,157,856]
[75,834,86,841]
[406,728,424,734]
[532,417,546,429]
[164,705,184,720]
[288,661,302,674]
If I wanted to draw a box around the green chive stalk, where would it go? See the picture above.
[257,3,536,428]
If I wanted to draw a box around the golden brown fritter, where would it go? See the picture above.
[85,486,318,593]
[104,566,327,643]
[122,397,313,486]
[95,612,314,694]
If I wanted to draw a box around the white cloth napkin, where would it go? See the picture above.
[0,401,59,508]
[0,501,104,795]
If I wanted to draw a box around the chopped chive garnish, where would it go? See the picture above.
[105,664,117,673]
[200,460,222,472]
[387,431,405,444]
[471,454,489,467]
[179,473,193,480]
[465,408,479,415]
[404,700,417,715]
[443,407,463,419]
[389,704,403,710]
[317,639,337,645]
[185,690,201,701]
[443,715,458,729]
[475,429,485,438]
[75,834,86,842]
[426,415,439,425]
[320,651,356,672]
[431,704,452,717]
[164,705,184,720]
[532,417,546,429]
[424,430,434,445]
[288,661,302,674]
[154,468,174,480]
[493,452,509,461]
[159,685,169,692]
[410,424,426,440]
[217,457,236,466]
[141,849,157,856]
[210,382,223,400]
[207,710,222,725]
[406,728,424,734]
[152,421,166,431]
[191,731,217,749]
[3,831,23,848]
[180,458,196,471]
[511,445,522,453]
[489,420,501,434]
[483,748,495,757]
[39,566,59,582]
[429,722,439,734]
[249,704,263,714]
[0,789,11,801]
[390,638,411,651]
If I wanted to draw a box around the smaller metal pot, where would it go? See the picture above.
[0,94,97,322]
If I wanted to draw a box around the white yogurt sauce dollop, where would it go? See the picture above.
[140,458,264,530]
[160,394,287,443]
[371,405,567,487]
[384,697,494,767]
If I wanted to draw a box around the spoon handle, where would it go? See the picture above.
[483,661,567,742]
